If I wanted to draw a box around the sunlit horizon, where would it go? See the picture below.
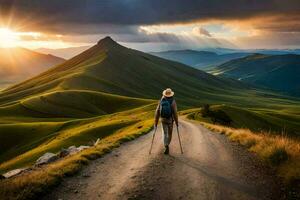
[1,20,300,51]
[0,27,92,50]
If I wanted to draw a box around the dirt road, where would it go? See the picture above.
[42,119,284,200]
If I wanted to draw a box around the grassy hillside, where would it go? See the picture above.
[151,49,250,69]
[0,102,156,173]
[14,90,152,118]
[0,47,65,89]
[209,54,300,96]
[188,105,300,136]
[197,121,300,188]
[185,105,300,187]
[0,112,155,200]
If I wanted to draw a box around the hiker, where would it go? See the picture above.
[154,88,179,154]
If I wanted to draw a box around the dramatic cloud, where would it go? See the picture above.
[0,0,300,49]
[251,15,300,33]
[1,0,300,34]
[235,31,300,49]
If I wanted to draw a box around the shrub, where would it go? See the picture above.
[269,147,289,166]
[209,110,232,126]
[201,104,210,117]
[198,105,232,126]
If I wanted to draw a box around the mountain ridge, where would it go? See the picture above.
[150,49,250,69]
[209,54,300,96]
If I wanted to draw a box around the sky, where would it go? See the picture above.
[0,0,300,51]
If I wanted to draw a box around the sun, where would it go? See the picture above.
[0,28,20,48]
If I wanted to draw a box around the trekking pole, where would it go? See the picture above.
[176,125,183,154]
[149,125,158,154]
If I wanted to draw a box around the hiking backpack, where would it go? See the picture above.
[160,98,173,118]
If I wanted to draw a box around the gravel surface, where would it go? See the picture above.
[42,118,285,200]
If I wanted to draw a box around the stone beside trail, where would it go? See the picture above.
[35,153,58,166]
[1,141,98,179]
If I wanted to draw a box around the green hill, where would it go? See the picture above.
[0,103,156,172]
[11,90,152,118]
[209,54,300,96]
[189,105,300,135]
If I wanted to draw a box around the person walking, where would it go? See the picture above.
[154,88,179,154]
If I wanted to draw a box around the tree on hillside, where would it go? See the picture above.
[200,104,232,126]
[201,104,210,117]
[210,110,232,126]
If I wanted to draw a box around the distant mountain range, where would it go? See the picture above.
[36,46,91,59]
[151,48,300,69]
[196,47,300,55]
[0,48,65,89]
[209,54,300,96]
[150,50,250,69]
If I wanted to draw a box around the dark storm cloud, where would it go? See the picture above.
[253,15,300,32]
[1,0,300,34]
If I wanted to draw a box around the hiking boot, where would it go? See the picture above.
[164,145,169,154]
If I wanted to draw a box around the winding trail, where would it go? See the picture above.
[42,118,283,200]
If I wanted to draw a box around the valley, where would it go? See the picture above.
[209,54,300,96]
[0,37,299,200]
[1,37,299,173]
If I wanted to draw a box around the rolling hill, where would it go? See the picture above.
[150,50,250,69]
[0,47,65,89]
[188,105,300,134]
[0,36,299,173]
[209,54,300,96]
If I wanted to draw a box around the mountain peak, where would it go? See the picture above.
[97,36,118,46]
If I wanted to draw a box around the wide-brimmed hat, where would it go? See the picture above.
[162,88,174,97]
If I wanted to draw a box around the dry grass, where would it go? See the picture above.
[0,119,153,200]
[201,122,300,185]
